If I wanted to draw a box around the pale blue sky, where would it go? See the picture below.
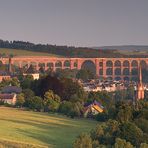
[0,0,148,47]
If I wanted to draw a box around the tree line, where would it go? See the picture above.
[0,39,134,58]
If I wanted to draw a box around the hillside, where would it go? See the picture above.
[0,48,62,57]
[0,40,126,58]
[0,40,148,57]
[0,107,97,148]
[93,45,148,50]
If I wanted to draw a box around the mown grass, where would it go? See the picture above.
[0,107,97,148]
[0,48,61,57]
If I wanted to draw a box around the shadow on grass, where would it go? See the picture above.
[0,118,79,148]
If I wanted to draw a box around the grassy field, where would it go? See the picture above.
[0,107,97,148]
[0,48,61,57]
[115,49,148,55]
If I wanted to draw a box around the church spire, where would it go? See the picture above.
[136,64,144,100]
[139,64,142,84]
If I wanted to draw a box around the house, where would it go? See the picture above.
[2,86,22,94]
[23,73,40,80]
[84,100,104,117]
[0,75,11,82]
[0,94,17,105]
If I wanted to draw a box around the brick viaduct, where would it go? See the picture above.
[1,56,148,81]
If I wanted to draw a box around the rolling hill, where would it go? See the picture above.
[0,48,62,57]
[0,107,97,148]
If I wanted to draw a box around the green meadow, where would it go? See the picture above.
[0,107,97,148]
[0,48,61,57]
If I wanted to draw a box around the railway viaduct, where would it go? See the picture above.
[1,56,148,81]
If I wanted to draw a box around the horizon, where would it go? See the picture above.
[1,39,148,48]
[0,0,148,47]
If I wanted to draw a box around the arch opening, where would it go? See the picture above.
[106,60,113,67]
[81,60,96,75]
[114,60,121,67]
[115,68,121,75]
[106,68,113,75]
[123,60,129,67]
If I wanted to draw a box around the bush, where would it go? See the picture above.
[73,133,93,148]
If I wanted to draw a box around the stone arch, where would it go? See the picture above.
[81,60,96,74]
[64,60,70,67]
[131,60,138,67]
[123,68,130,75]
[124,76,130,81]
[106,60,113,67]
[47,62,54,68]
[115,68,121,75]
[140,60,147,69]
[55,61,62,67]
[106,68,113,75]
[114,60,121,67]
[132,68,138,75]
[115,77,121,81]
[38,63,45,67]
[29,62,37,70]
[123,60,130,67]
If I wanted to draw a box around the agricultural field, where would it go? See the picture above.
[0,107,97,148]
[114,49,148,56]
[0,48,61,57]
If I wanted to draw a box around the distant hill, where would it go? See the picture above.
[93,45,148,50]
[0,39,148,58]
[0,48,62,57]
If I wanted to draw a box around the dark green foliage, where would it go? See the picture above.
[0,39,125,58]
[73,133,93,148]
[59,101,84,118]
[22,89,35,107]
[20,75,34,89]
[114,138,134,148]
[15,93,25,107]
[34,74,86,101]
[55,69,78,79]
[135,118,148,134]
[76,69,95,81]
[28,96,43,112]
[118,122,144,147]
[43,90,61,112]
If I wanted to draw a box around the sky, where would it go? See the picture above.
[0,0,148,47]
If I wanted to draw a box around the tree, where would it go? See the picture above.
[15,93,25,107]
[11,77,20,87]
[126,84,135,100]
[28,96,43,112]
[73,133,93,148]
[114,102,133,123]
[76,69,95,81]
[22,89,35,107]
[114,138,134,148]
[59,101,83,118]
[118,122,144,147]
[20,75,34,89]
[140,143,148,148]
[43,90,61,112]
[55,69,78,79]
